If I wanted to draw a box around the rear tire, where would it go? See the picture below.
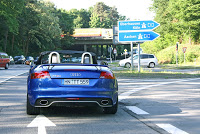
[103,99,118,114]
[26,95,40,115]
[148,62,155,68]
[125,63,131,68]
[5,63,9,69]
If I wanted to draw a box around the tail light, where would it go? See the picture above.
[99,71,115,79]
[31,71,51,79]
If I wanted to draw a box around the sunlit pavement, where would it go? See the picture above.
[0,64,30,83]
[0,64,200,133]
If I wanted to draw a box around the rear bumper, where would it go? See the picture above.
[28,87,118,108]
[34,97,114,107]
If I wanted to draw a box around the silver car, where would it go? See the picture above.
[119,54,158,68]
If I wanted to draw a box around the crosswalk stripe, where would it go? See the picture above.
[126,106,149,115]
[156,124,189,134]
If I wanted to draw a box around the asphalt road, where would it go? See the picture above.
[0,65,200,134]
[118,78,200,134]
[0,64,29,83]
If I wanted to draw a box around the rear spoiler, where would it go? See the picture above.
[35,64,108,71]
[39,64,108,67]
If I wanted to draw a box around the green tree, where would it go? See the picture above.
[69,9,91,28]
[0,0,25,52]
[17,0,62,56]
[167,0,200,43]
[89,13,102,28]
[56,9,74,49]
[142,0,200,64]
[89,2,119,28]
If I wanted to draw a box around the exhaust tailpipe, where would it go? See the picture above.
[40,100,48,105]
[101,100,109,105]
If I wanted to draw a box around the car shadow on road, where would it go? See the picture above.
[40,106,106,117]
[121,98,182,115]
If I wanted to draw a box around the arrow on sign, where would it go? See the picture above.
[27,115,56,134]
[118,31,160,42]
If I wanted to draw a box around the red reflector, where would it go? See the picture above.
[31,71,50,79]
[66,98,80,100]
[99,71,115,79]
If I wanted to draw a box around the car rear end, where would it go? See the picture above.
[0,52,10,69]
[27,64,118,114]
[153,54,159,66]
[147,54,159,67]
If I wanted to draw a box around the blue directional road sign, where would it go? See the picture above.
[118,31,160,42]
[118,20,160,31]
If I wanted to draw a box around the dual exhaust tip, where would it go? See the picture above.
[40,100,49,106]
[101,100,109,105]
[39,99,110,106]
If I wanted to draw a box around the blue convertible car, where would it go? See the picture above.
[26,50,118,115]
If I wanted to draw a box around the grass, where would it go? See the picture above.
[160,64,200,70]
[108,61,200,79]
[114,71,200,79]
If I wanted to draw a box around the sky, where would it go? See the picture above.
[49,0,155,20]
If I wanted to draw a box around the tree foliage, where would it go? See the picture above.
[0,0,24,52]
[0,0,74,56]
[0,1,125,57]
[142,0,200,64]
[89,2,120,28]
[142,0,200,56]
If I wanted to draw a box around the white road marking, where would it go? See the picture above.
[27,115,56,134]
[119,78,200,134]
[119,78,200,101]
[0,71,28,83]
[156,124,189,134]
[126,106,149,115]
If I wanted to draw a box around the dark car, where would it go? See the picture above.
[14,55,25,64]
[33,56,39,64]
[26,50,118,115]
[25,56,34,63]
[0,52,10,69]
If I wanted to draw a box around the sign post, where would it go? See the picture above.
[182,47,187,64]
[176,42,179,66]
[131,42,133,71]
[108,47,112,63]
[124,49,127,59]
[113,48,117,61]
[138,43,141,72]
[118,20,160,72]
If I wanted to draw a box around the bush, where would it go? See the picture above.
[142,33,178,55]
[156,44,200,64]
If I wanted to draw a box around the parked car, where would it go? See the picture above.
[9,56,15,65]
[33,56,39,64]
[25,56,34,64]
[14,55,25,64]
[117,48,143,60]
[0,52,10,69]
[26,50,118,115]
[119,53,158,68]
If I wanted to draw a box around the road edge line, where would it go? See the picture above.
[0,71,28,84]
[123,106,170,134]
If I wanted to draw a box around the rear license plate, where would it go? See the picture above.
[63,79,89,85]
